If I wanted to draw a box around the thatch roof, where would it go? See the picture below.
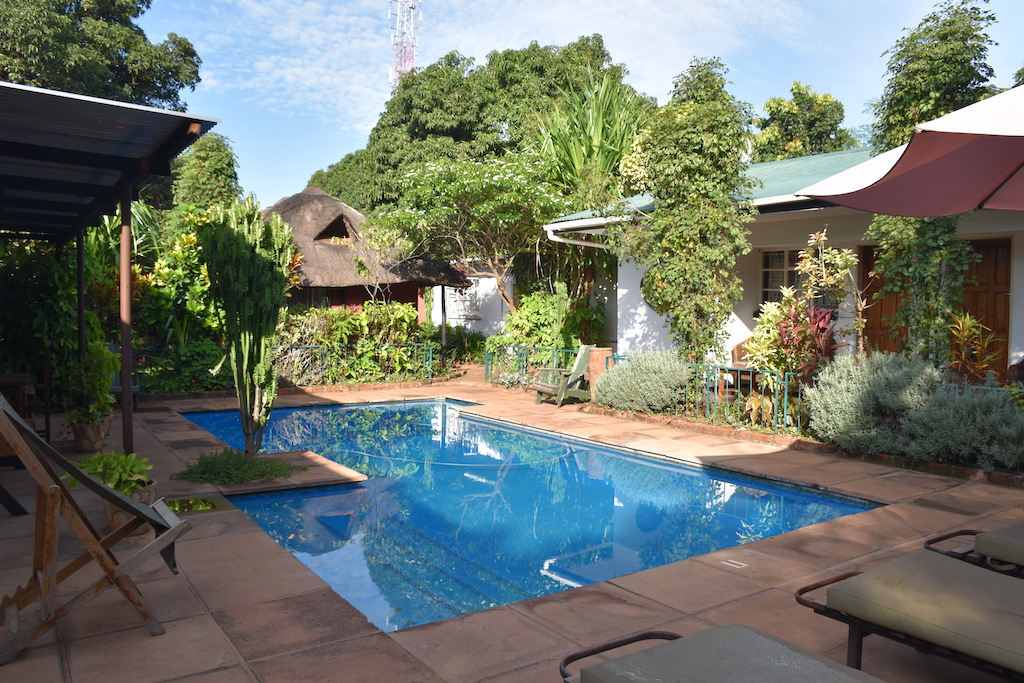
[263,188,469,289]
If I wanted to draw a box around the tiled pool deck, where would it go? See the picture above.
[3,367,1023,682]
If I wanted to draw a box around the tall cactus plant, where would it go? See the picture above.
[197,196,294,456]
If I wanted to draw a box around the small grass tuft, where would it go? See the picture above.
[172,447,304,485]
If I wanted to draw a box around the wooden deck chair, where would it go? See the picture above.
[0,394,190,665]
[532,345,594,407]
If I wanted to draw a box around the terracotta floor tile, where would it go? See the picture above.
[185,555,328,612]
[61,574,205,640]
[212,589,375,660]
[249,632,444,683]
[507,582,686,644]
[610,558,770,614]
[389,606,574,682]
[66,615,239,683]
[700,587,849,653]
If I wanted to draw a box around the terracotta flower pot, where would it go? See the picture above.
[71,422,105,453]
[102,480,158,535]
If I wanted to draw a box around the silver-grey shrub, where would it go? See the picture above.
[900,388,1024,470]
[806,352,1024,469]
[804,353,940,455]
[595,351,693,414]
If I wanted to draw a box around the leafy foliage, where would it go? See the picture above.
[351,35,624,208]
[0,0,201,110]
[197,197,295,456]
[947,309,1000,384]
[752,82,858,162]
[805,352,942,454]
[870,0,996,151]
[615,57,755,360]
[62,341,119,423]
[172,448,301,485]
[0,240,81,392]
[371,152,574,314]
[594,351,694,414]
[307,149,374,213]
[66,450,152,496]
[172,133,243,208]
[501,282,604,349]
[866,214,977,362]
[535,71,652,204]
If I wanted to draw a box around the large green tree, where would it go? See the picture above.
[752,82,858,162]
[870,0,996,150]
[867,0,995,361]
[371,152,574,314]
[336,34,626,209]
[0,0,201,110]
[308,149,374,213]
[615,57,756,360]
[172,133,243,209]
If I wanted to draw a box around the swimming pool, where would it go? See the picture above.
[185,400,873,632]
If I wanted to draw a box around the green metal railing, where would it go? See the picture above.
[484,345,578,385]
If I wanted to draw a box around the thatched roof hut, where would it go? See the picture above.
[264,188,469,290]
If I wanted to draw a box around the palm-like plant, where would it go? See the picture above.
[535,72,649,203]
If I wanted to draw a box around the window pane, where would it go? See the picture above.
[763,250,785,269]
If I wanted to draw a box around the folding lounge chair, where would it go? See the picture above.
[0,394,190,664]
[795,549,1024,680]
[532,344,594,407]
[559,624,884,683]
[925,520,1024,574]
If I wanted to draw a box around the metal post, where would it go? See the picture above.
[119,184,134,453]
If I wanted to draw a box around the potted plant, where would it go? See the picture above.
[66,449,156,533]
[62,341,119,451]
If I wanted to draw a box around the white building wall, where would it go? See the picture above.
[615,259,674,355]
[430,276,510,336]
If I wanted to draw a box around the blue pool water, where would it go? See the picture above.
[185,400,873,632]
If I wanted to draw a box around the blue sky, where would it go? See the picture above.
[138,0,1024,208]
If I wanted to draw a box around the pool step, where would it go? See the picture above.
[372,516,534,616]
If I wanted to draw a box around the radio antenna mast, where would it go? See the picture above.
[389,0,422,85]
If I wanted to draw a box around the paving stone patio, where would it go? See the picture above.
[1,367,1021,682]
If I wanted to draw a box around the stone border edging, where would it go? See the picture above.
[581,403,1024,488]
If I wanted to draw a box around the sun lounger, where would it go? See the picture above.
[559,624,884,682]
[0,394,189,664]
[796,549,1024,680]
[925,520,1024,574]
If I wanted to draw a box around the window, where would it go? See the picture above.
[760,249,802,304]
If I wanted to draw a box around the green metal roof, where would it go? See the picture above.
[548,148,873,224]
[748,147,872,200]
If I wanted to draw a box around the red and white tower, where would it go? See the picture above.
[389,0,422,85]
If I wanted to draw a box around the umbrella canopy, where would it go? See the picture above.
[798,85,1024,217]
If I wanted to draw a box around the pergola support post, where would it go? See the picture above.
[119,182,134,453]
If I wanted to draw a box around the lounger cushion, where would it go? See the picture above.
[827,549,1024,674]
[579,624,883,683]
[976,521,1024,566]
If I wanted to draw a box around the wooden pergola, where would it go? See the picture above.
[0,82,218,451]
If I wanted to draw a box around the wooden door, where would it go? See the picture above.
[859,240,1011,380]
[962,239,1011,381]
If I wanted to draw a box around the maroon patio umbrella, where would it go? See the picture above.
[798,85,1024,217]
